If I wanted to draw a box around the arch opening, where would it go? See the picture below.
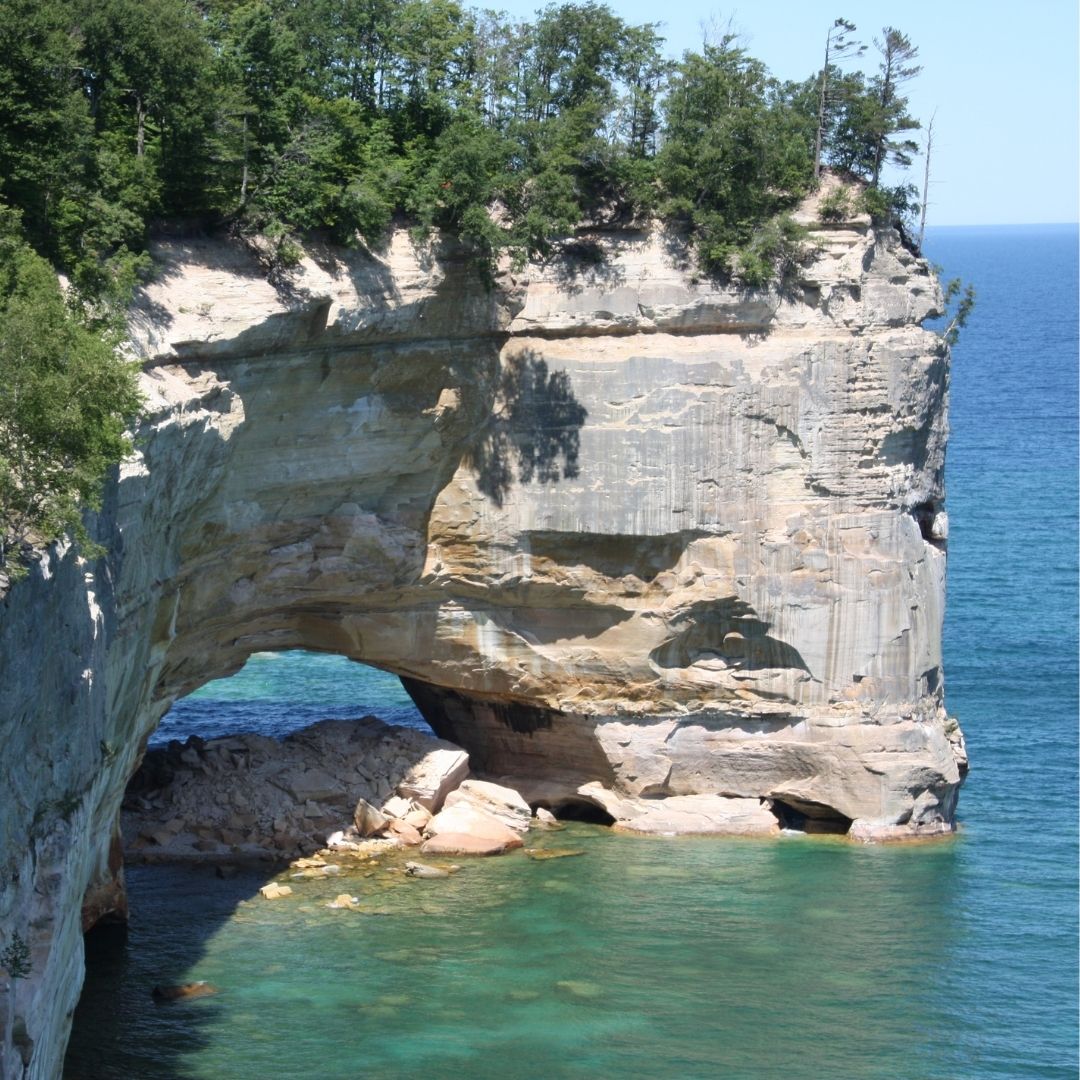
[152,649,432,747]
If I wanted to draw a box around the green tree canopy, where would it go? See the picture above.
[0,213,142,577]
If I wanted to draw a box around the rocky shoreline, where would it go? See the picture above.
[123,718,559,865]
[122,717,798,870]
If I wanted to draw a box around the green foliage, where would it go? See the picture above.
[857,182,919,233]
[818,186,853,222]
[942,278,976,345]
[0,212,143,578]
[736,216,808,288]
[657,38,813,281]
[0,931,30,981]
[0,1,933,283]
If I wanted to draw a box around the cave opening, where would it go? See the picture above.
[533,798,616,826]
[770,798,853,836]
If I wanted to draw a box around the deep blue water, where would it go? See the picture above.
[67,225,1079,1078]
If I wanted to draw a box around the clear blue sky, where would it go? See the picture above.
[490,0,1080,226]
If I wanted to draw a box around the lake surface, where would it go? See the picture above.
[66,225,1079,1079]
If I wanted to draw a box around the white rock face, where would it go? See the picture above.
[0,216,966,1077]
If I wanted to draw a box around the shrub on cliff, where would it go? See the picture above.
[0,211,142,580]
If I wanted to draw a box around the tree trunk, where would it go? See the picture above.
[136,95,146,158]
[918,113,935,251]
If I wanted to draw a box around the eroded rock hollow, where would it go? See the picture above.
[0,205,967,1076]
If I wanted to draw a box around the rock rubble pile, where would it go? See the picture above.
[122,717,546,861]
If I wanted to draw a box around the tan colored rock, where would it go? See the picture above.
[380,795,413,819]
[327,894,359,909]
[397,748,471,812]
[424,802,525,856]
[611,795,780,837]
[0,210,966,1075]
[353,797,388,838]
[420,832,521,857]
[386,819,423,846]
[402,805,432,831]
[443,780,531,833]
[259,883,292,900]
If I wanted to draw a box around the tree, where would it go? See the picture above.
[813,18,866,180]
[870,27,921,186]
[918,111,936,250]
[1,930,30,1060]
[0,212,143,579]
[658,37,813,280]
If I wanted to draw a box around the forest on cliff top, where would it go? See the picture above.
[1,0,925,293]
[0,1,929,578]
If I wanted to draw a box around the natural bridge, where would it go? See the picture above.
[0,206,967,1076]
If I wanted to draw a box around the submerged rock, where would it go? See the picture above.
[259,883,292,900]
[403,861,452,879]
[152,981,218,1002]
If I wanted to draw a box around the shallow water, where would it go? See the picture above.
[66,225,1079,1079]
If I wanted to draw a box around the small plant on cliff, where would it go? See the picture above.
[818,186,853,222]
[0,933,29,983]
[942,276,976,345]
[0,210,143,580]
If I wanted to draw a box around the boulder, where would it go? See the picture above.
[402,805,432,831]
[443,780,531,834]
[425,802,524,846]
[420,832,519,856]
[353,797,388,838]
[404,861,451,879]
[386,819,423,846]
[420,803,524,856]
[327,894,359,909]
[397,747,470,812]
[534,807,558,827]
[380,795,413,819]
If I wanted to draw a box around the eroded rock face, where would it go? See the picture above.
[0,216,965,1076]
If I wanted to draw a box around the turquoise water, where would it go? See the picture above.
[66,225,1079,1078]
[152,652,431,745]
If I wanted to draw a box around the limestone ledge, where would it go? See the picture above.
[0,211,964,1079]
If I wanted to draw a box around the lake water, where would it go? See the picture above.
[66,225,1079,1079]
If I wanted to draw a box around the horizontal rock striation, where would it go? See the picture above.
[0,211,966,1076]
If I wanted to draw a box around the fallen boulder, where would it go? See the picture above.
[353,797,388,838]
[404,861,451,879]
[443,779,531,833]
[397,747,470,812]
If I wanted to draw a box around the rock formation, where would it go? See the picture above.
[0,199,967,1077]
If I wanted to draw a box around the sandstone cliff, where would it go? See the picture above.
[0,204,966,1077]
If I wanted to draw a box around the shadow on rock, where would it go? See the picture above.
[467,349,587,507]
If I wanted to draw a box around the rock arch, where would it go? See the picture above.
[0,224,966,1077]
